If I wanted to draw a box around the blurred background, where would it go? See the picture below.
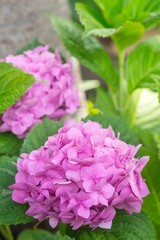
[0,0,70,57]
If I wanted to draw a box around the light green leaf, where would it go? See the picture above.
[74,211,156,240]
[0,62,35,114]
[18,229,72,240]
[76,3,144,49]
[126,36,160,93]
[93,0,126,26]
[0,132,23,156]
[75,2,108,33]
[112,21,145,51]
[75,2,117,38]
[0,156,17,189]
[51,16,118,92]
[142,1,160,29]
[95,87,117,115]
[92,0,160,31]
[21,118,62,154]
[85,28,118,38]
[0,190,32,225]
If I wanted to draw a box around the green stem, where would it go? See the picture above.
[58,223,67,236]
[118,50,126,113]
[0,225,14,240]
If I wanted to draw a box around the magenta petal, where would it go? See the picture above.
[78,205,90,219]
[49,217,59,228]
[102,183,115,199]
[98,220,112,229]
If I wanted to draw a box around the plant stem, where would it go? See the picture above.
[58,223,67,236]
[0,225,14,240]
[118,50,126,113]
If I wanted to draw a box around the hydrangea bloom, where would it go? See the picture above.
[10,120,149,229]
[0,46,79,138]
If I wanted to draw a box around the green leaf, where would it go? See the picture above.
[93,0,126,26]
[69,0,99,22]
[126,36,160,93]
[137,130,160,225]
[76,3,144,49]
[92,0,160,31]
[75,2,117,38]
[21,118,62,154]
[18,229,72,240]
[74,211,156,240]
[18,229,33,240]
[0,190,32,225]
[95,87,117,115]
[0,132,23,156]
[0,156,17,189]
[142,1,160,29]
[112,21,145,51]
[51,16,118,92]
[76,2,108,33]
[84,28,118,38]
[0,62,35,114]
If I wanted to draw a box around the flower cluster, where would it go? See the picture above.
[10,121,149,230]
[0,46,79,138]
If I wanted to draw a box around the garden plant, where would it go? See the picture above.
[0,0,160,239]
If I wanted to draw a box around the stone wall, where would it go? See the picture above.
[0,0,70,57]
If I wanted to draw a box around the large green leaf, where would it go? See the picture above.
[93,0,160,30]
[21,118,62,154]
[93,0,127,26]
[0,62,35,114]
[0,156,17,189]
[126,36,160,93]
[137,130,160,225]
[76,3,144,50]
[0,190,32,225]
[95,87,117,115]
[51,16,118,92]
[75,2,108,34]
[74,211,156,240]
[18,229,72,240]
[142,1,160,29]
[112,21,145,51]
[76,1,117,38]
[0,132,23,156]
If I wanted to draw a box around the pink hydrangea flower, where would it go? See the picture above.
[0,46,80,138]
[10,120,149,229]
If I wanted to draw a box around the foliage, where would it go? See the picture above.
[73,211,156,240]
[18,229,72,240]
[0,62,35,114]
[51,16,119,92]
[0,133,23,156]
[0,190,32,225]
[21,118,63,154]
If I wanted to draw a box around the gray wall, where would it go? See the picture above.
[0,0,70,57]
